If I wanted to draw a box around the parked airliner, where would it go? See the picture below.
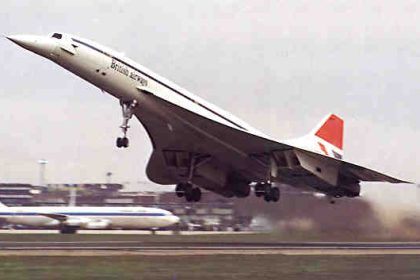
[0,201,179,234]
[6,33,409,204]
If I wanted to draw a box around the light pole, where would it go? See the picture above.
[106,172,113,184]
[38,159,48,187]
[68,184,77,206]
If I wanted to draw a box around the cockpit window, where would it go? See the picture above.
[52,33,62,39]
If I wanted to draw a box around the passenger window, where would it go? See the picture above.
[52,33,62,39]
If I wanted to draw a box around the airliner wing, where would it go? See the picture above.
[39,213,112,229]
[339,158,408,183]
[39,213,68,221]
[294,147,409,184]
[136,93,408,190]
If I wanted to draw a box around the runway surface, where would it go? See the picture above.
[0,229,250,235]
[1,241,420,256]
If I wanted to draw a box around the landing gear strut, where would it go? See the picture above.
[252,154,281,203]
[254,182,280,202]
[116,100,137,148]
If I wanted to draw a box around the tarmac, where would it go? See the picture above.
[0,229,249,235]
[1,240,420,256]
[0,230,419,256]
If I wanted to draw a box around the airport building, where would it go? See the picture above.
[0,183,36,206]
[0,181,400,236]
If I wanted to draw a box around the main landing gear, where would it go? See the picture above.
[176,182,202,202]
[59,226,78,234]
[254,182,280,202]
[116,100,137,148]
[174,153,208,202]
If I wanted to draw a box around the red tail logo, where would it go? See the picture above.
[314,114,343,150]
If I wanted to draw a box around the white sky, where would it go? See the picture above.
[0,1,419,208]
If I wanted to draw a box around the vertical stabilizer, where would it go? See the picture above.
[289,114,344,160]
[311,114,344,159]
[312,114,344,151]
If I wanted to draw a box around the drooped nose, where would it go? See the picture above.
[7,34,55,58]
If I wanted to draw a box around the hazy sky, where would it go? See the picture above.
[0,1,419,204]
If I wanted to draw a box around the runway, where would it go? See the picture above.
[1,241,420,256]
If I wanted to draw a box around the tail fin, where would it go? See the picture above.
[0,201,8,208]
[311,114,344,159]
[311,114,344,151]
[291,114,344,159]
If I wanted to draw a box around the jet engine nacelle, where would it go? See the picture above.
[63,218,111,229]
[327,183,360,198]
[225,173,251,198]
[336,175,361,197]
[194,163,251,198]
[84,219,111,229]
[340,183,360,197]
[63,217,87,227]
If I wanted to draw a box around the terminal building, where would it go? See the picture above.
[0,183,36,206]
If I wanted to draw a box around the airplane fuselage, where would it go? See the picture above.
[4,33,359,199]
[52,35,261,135]
[0,206,179,229]
[6,32,407,203]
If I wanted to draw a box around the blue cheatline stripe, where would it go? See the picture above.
[0,212,167,217]
[71,38,247,131]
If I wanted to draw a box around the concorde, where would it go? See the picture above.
[7,33,409,204]
[0,201,179,234]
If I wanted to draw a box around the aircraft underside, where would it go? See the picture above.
[115,92,360,204]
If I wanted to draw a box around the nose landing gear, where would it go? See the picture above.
[116,137,129,148]
[116,100,137,148]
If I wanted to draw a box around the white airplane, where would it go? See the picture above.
[6,33,409,204]
[0,201,179,234]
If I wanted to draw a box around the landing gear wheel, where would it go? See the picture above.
[185,191,194,202]
[270,187,280,202]
[116,137,129,148]
[176,192,184,198]
[116,137,123,148]
[256,182,281,203]
[182,184,201,203]
[179,183,194,202]
[175,183,186,198]
[191,187,202,202]
[254,183,264,197]
[122,137,129,147]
